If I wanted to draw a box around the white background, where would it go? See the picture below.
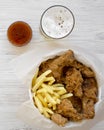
[0,0,104,130]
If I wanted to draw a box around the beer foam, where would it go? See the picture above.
[41,6,75,38]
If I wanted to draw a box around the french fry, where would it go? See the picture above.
[57,89,67,95]
[41,83,53,94]
[37,94,48,107]
[34,96,43,114]
[48,103,53,108]
[44,76,54,81]
[48,78,55,85]
[46,93,56,105]
[53,104,56,110]
[53,92,60,98]
[32,68,39,87]
[61,93,73,99]
[32,70,52,92]
[36,70,52,83]
[52,86,66,91]
[32,76,46,92]
[48,80,55,85]
[56,98,61,104]
[53,96,57,101]
[43,108,50,118]
[44,76,55,85]
[44,107,54,114]
[31,69,73,119]
[37,88,46,93]
[44,97,48,103]
[52,83,64,87]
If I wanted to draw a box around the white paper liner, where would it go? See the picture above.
[10,44,104,130]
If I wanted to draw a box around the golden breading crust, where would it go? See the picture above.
[39,50,75,82]
[71,60,95,77]
[65,68,83,98]
[56,99,83,121]
[51,113,68,126]
[82,96,95,119]
[82,78,98,103]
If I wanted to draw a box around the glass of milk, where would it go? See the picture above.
[40,5,75,39]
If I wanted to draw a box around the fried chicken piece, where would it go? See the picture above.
[51,113,68,126]
[39,58,57,76]
[82,67,95,78]
[56,99,82,121]
[47,50,75,82]
[82,96,95,119]
[69,96,82,113]
[65,68,83,98]
[82,78,98,103]
[39,50,75,82]
[71,61,95,77]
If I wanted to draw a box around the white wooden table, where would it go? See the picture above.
[0,0,104,130]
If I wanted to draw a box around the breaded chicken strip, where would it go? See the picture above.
[69,96,82,113]
[51,113,68,126]
[39,50,75,82]
[56,99,82,121]
[82,96,95,119]
[71,60,95,77]
[82,78,98,103]
[48,50,75,82]
[65,68,83,98]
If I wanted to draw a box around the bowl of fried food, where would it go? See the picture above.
[31,49,101,127]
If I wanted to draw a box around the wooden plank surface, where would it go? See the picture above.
[0,0,104,130]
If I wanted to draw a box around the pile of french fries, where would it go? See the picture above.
[31,69,73,119]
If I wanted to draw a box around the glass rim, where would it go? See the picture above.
[40,5,75,39]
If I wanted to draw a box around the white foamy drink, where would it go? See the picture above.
[40,5,75,39]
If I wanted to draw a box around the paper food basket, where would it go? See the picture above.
[10,43,104,130]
